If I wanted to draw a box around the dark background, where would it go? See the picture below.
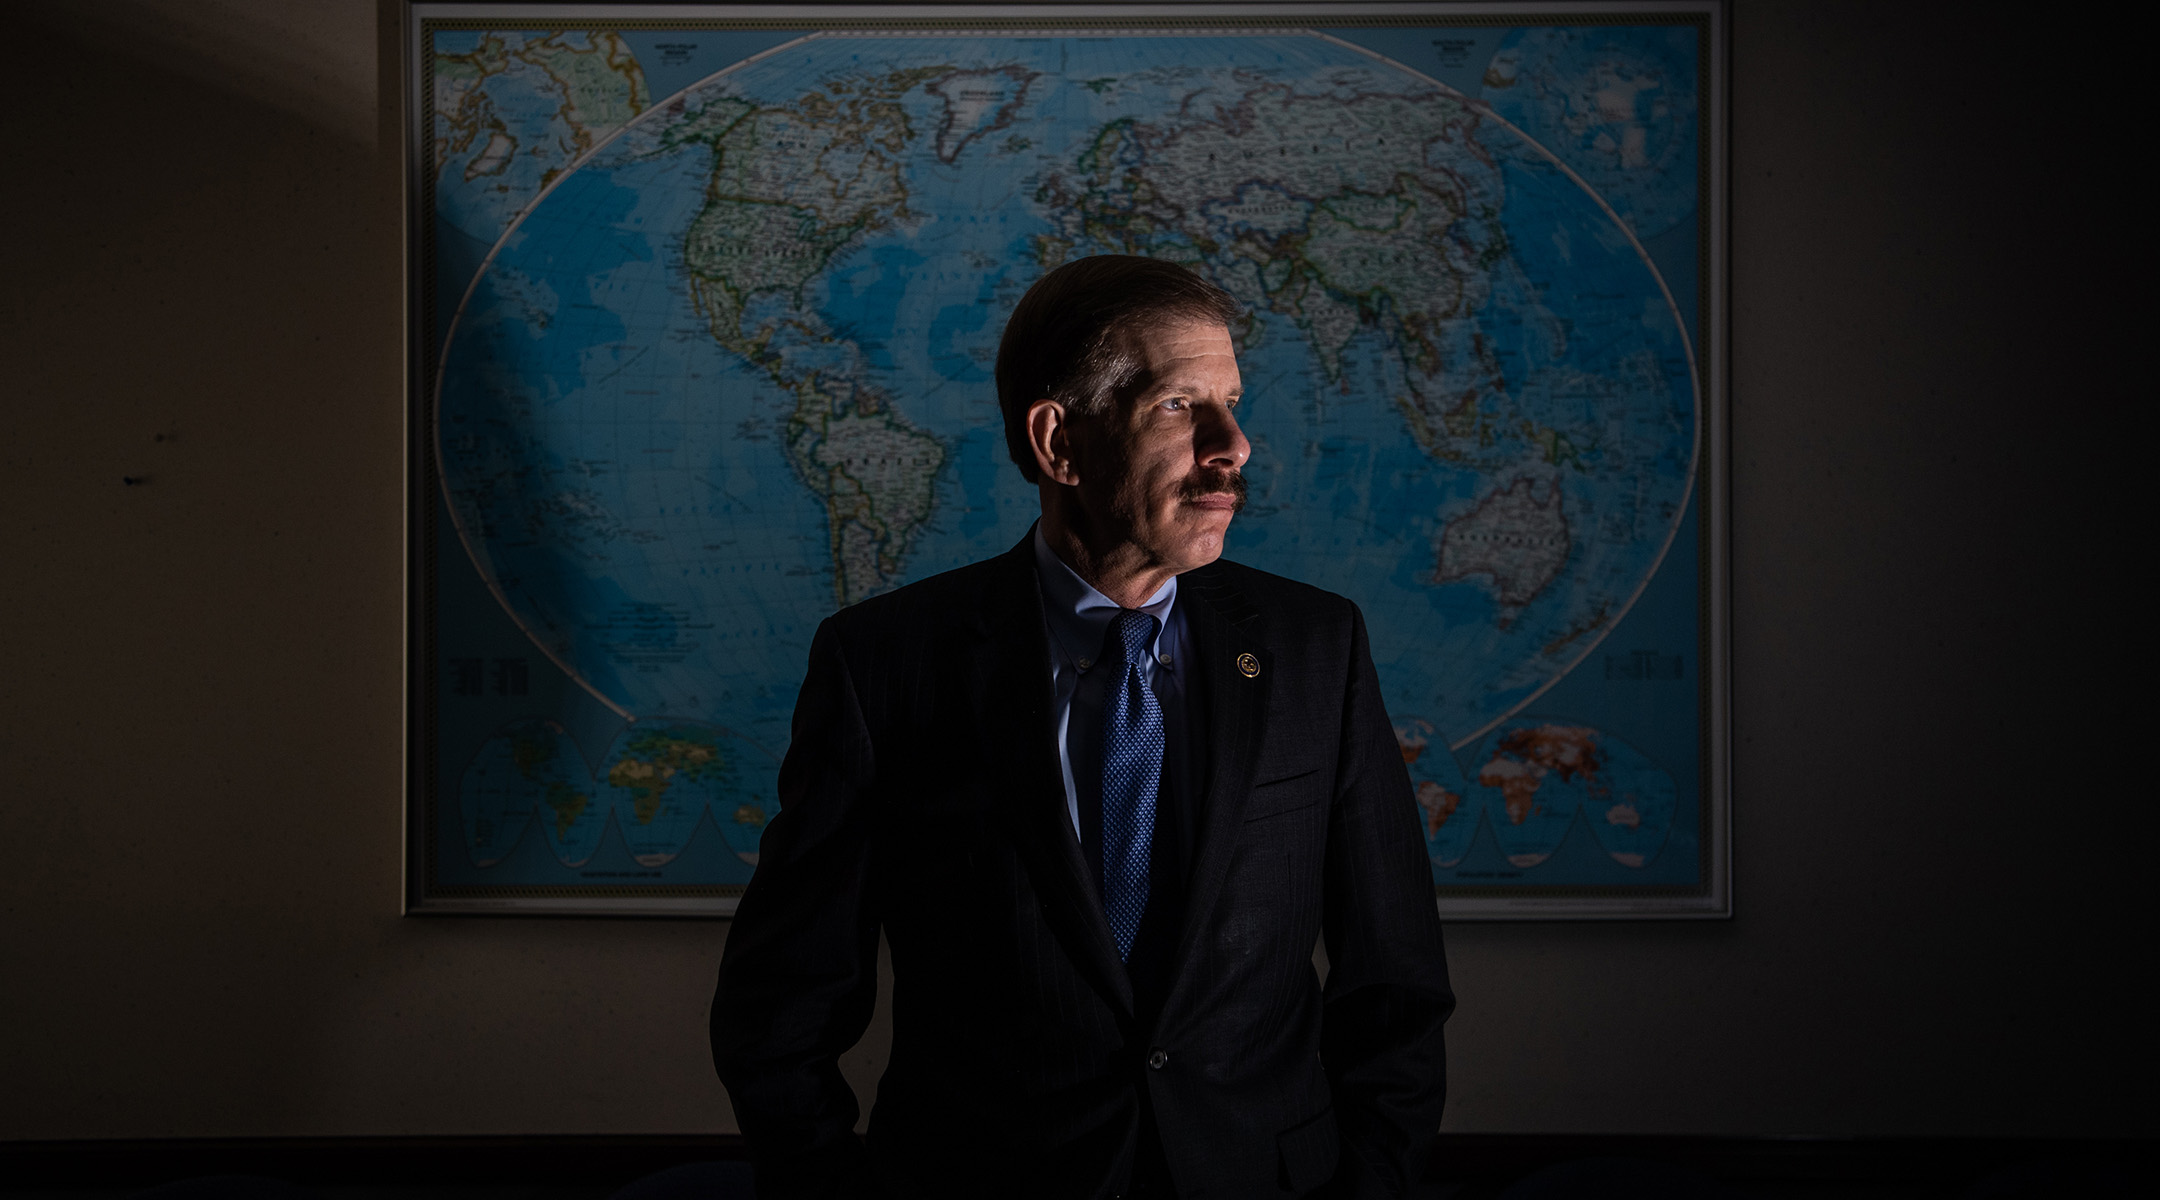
[1,0,2146,1148]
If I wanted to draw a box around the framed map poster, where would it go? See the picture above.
[405,2,1729,917]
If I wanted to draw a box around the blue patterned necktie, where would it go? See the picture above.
[1097,608,1164,962]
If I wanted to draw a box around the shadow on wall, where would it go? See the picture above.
[122,1162,757,1199]
[35,0,380,146]
[77,1152,2154,1200]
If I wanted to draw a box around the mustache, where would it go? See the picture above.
[1178,467,1248,512]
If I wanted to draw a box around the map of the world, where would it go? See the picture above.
[415,11,1718,913]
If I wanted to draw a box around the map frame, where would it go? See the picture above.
[401,1,1731,919]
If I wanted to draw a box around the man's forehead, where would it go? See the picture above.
[1124,319,1240,382]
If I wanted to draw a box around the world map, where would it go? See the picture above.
[425,23,1703,895]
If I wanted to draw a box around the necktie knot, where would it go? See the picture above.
[1107,608,1159,671]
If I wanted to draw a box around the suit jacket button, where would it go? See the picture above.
[1147,1047,1169,1070]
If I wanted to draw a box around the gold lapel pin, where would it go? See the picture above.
[1236,652,1261,678]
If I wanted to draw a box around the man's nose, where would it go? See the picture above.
[1196,404,1251,470]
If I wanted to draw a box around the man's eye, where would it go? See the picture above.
[1160,396,1187,411]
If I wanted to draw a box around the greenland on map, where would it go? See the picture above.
[406,4,1728,917]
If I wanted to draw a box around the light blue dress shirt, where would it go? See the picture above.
[1032,524,1187,841]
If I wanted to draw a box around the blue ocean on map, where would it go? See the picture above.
[428,27,1701,885]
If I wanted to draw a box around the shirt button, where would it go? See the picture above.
[1147,1047,1169,1070]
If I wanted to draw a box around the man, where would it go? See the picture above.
[712,256,1452,1199]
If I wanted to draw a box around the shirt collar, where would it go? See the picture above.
[1032,523,1177,671]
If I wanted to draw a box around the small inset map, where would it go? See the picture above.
[459,717,775,869]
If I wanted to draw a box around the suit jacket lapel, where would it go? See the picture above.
[1168,563,1273,990]
[967,534,1134,1018]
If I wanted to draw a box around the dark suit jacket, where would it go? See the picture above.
[712,534,1452,1199]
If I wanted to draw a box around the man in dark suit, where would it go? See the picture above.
[712,256,1452,1199]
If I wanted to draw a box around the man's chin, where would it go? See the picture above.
[1165,509,1235,569]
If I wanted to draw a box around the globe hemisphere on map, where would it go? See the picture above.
[432,30,1700,871]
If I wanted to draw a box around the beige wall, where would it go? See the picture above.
[2,1,2144,1141]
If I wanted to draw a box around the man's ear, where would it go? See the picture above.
[1026,399,1082,486]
